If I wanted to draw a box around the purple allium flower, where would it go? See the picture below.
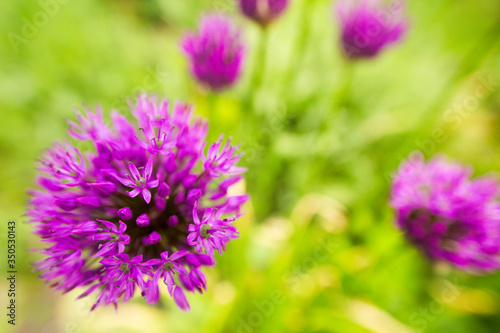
[181,14,245,92]
[390,153,500,272]
[28,94,249,311]
[238,0,290,27]
[336,0,407,60]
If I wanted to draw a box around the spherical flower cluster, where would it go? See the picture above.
[181,14,245,92]
[238,0,290,27]
[336,0,407,60]
[390,153,500,272]
[28,95,249,311]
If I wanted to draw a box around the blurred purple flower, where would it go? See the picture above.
[28,94,249,311]
[390,153,500,272]
[336,0,407,60]
[181,14,245,91]
[238,0,290,27]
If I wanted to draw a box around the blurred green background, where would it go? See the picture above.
[1,0,500,332]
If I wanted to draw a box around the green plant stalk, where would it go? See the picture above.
[250,25,269,110]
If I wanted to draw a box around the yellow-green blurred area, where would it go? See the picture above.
[1,0,500,332]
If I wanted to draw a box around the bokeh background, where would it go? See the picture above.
[2,0,500,332]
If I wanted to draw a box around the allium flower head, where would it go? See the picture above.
[336,0,407,60]
[28,95,249,311]
[390,153,500,272]
[238,0,290,27]
[181,14,245,92]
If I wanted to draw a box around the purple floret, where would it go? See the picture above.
[28,94,249,311]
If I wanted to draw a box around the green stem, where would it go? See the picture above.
[249,26,269,109]
[206,92,217,124]
[281,0,315,96]
[333,61,354,110]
